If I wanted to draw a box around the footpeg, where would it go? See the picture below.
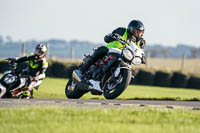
[89,79,103,92]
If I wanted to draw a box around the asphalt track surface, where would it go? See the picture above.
[1,99,200,109]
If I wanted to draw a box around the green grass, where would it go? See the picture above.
[34,77,67,99]
[0,107,200,133]
[118,85,200,101]
[2,77,200,133]
[35,77,200,101]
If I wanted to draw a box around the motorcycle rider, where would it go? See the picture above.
[10,43,48,99]
[76,20,146,92]
[79,20,146,76]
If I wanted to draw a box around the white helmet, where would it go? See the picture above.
[34,43,47,58]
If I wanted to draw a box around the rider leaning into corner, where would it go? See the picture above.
[79,20,146,76]
[9,43,48,99]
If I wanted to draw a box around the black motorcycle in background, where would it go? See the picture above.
[0,59,32,98]
[65,37,145,99]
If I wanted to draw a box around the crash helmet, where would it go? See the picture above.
[127,20,145,39]
[34,43,47,58]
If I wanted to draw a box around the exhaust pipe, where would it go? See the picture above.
[72,70,82,82]
[72,70,90,91]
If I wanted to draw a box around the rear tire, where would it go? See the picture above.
[65,79,87,99]
[103,69,132,99]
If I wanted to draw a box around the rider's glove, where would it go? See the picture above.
[139,38,146,49]
[7,58,17,63]
[111,33,121,40]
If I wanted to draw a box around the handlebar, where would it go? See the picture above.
[112,34,129,46]
[112,33,146,63]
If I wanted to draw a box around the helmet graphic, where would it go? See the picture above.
[34,43,47,58]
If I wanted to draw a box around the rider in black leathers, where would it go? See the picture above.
[79,20,146,75]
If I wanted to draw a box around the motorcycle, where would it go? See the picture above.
[0,59,39,98]
[65,36,145,99]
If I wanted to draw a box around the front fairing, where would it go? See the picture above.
[129,42,145,65]
[0,73,19,89]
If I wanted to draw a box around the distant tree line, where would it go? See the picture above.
[0,35,200,59]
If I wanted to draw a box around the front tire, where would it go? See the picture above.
[65,79,87,99]
[103,69,132,99]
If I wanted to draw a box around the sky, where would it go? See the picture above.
[0,0,200,47]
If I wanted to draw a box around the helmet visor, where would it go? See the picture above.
[131,29,144,38]
[34,49,44,57]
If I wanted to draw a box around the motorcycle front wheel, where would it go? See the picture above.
[103,69,132,99]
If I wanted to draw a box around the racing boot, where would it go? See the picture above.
[72,57,96,82]
[79,56,96,75]
[21,87,31,99]
[89,79,103,92]
[79,46,109,75]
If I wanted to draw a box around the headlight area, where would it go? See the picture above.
[122,48,134,61]
[132,57,142,65]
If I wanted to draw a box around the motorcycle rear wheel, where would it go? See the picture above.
[65,79,88,99]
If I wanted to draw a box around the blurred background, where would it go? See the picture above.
[0,0,200,77]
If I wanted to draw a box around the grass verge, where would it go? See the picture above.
[0,107,200,133]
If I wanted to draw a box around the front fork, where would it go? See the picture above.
[119,60,134,78]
